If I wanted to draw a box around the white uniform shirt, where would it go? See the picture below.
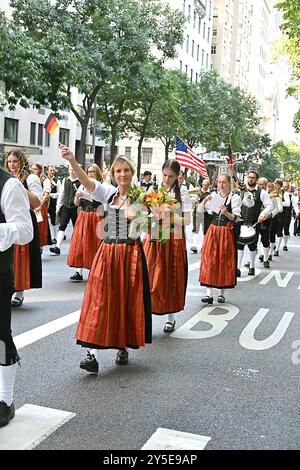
[26,174,43,202]
[43,178,62,199]
[0,178,33,252]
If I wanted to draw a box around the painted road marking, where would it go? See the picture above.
[14,310,80,350]
[0,404,76,450]
[141,427,211,450]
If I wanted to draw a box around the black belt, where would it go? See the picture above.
[82,206,96,212]
[104,237,139,245]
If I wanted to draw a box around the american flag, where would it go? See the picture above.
[175,137,208,178]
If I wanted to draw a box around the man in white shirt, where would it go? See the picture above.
[0,166,33,427]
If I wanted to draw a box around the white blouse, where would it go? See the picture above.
[0,178,33,252]
[205,191,243,217]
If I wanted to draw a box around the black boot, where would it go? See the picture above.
[0,401,15,427]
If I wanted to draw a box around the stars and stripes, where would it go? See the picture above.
[44,113,59,135]
[175,137,208,178]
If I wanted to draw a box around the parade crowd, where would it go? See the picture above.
[0,146,299,428]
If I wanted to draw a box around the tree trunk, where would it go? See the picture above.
[109,127,118,166]
[165,139,171,161]
[137,137,143,181]
[77,118,89,166]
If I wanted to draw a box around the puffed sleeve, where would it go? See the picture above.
[231,193,241,217]
[90,181,117,203]
[27,174,43,202]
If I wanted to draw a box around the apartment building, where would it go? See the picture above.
[119,0,214,178]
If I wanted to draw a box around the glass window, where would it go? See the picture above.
[38,123,43,146]
[142,148,153,165]
[45,132,50,147]
[59,128,70,146]
[192,40,195,57]
[4,118,18,143]
[30,122,36,145]
[125,147,131,159]
[211,45,216,54]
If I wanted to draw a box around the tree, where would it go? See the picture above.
[1,0,184,164]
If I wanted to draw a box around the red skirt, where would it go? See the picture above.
[143,233,187,315]
[199,223,236,288]
[37,205,50,247]
[67,210,103,269]
[14,244,31,291]
[76,240,152,349]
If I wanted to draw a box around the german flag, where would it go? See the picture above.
[44,113,59,135]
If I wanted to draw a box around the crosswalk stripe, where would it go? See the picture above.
[141,428,211,450]
[0,404,76,450]
[14,310,80,350]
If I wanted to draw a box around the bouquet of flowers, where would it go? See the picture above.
[126,185,181,242]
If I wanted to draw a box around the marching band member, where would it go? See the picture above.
[237,170,273,276]
[67,164,104,282]
[60,146,151,373]
[274,181,298,254]
[190,178,211,254]
[267,182,283,260]
[5,150,43,308]
[293,187,300,236]
[0,164,33,426]
[257,177,272,268]
[50,166,81,255]
[143,160,191,333]
[198,174,245,304]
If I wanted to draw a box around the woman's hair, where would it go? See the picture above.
[32,162,46,182]
[274,178,283,187]
[5,149,30,182]
[162,159,181,203]
[110,156,135,177]
[86,164,103,182]
[217,173,233,192]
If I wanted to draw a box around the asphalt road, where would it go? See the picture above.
[10,226,300,450]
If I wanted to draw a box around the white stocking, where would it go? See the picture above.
[0,363,17,406]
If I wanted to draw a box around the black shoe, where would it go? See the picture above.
[236,269,241,277]
[190,246,198,254]
[244,262,250,268]
[63,235,66,240]
[115,349,128,365]
[258,255,263,262]
[268,255,272,261]
[201,295,213,304]
[52,238,57,245]
[163,321,176,333]
[273,250,279,257]
[11,296,24,308]
[0,401,15,427]
[248,268,255,275]
[283,246,288,251]
[50,247,60,255]
[79,352,98,373]
[263,261,270,268]
[70,272,83,282]
[217,295,225,303]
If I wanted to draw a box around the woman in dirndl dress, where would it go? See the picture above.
[198,174,242,304]
[60,146,151,373]
[143,159,191,333]
[31,162,52,249]
[67,164,104,282]
[5,150,43,308]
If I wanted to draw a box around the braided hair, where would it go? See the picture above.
[162,159,182,204]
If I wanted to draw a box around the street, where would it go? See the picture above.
[1,227,299,450]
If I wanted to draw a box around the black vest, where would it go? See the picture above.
[0,169,14,274]
[241,187,262,224]
[63,179,81,209]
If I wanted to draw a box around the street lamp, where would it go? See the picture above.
[280,160,298,179]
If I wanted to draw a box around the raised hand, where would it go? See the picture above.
[60,145,75,162]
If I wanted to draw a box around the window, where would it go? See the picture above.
[186,35,189,53]
[195,72,198,83]
[185,64,188,74]
[190,69,194,82]
[211,45,216,54]
[203,22,206,39]
[188,4,191,21]
[206,53,209,69]
[45,132,50,147]
[207,27,210,42]
[59,128,70,146]
[198,17,201,33]
[142,148,153,165]
[192,40,195,57]
[125,147,131,159]
[201,49,204,66]
[38,123,43,146]
[30,122,36,145]
[213,28,217,37]
[4,118,18,143]
[197,45,200,61]
[179,60,183,71]
[193,11,197,28]
[183,0,186,14]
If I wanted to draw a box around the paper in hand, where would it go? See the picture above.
[206,193,225,214]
